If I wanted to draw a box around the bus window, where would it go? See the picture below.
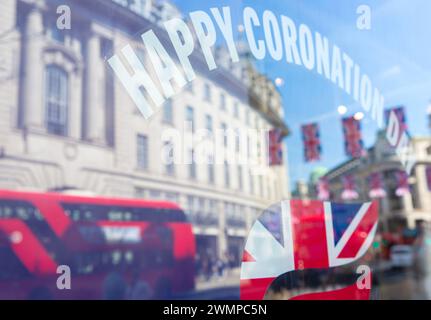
[0,246,31,280]
[0,200,60,259]
[61,203,186,223]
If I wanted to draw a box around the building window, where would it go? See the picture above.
[137,134,148,169]
[220,93,226,110]
[149,189,161,200]
[224,161,230,188]
[249,170,254,194]
[208,163,214,184]
[259,176,264,197]
[247,136,251,158]
[197,197,205,217]
[163,100,173,124]
[221,123,228,147]
[48,22,65,44]
[189,149,196,179]
[411,183,421,209]
[186,106,194,132]
[233,102,239,118]
[135,187,146,198]
[204,83,211,102]
[235,129,240,153]
[185,82,193,93]
[187,195,195,215]
[267,178,272,199]
[209,200,217,224]
[238,165,243,191]
[246,110,250,126]
[165,192,179,203]
[164,140,175,176]
[45,65,68,136]
[205,114,213,134]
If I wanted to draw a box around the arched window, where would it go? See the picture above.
[45,65,68,135]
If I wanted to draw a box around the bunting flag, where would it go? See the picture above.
[395,170,410,197]
[341,175,359,200]
[317,178,330,201]
[342,116,365,158]
[368,172,386,199]
[268,128,283,166]
[385,106,407,132]
[301,123,321,162]
[426,166,431,192]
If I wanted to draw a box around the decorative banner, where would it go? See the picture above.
[301,123,321,162]
[341,175,359,200]
[268,128,283,166]
[342,116,365,158]
[317,178,330,200]
[240,200,379,300]
[427,166,431,192]
[395,170,410,197]
[368,172,386,199]
[385,106,407,132]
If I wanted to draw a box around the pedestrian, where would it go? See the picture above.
[126,270,152,300]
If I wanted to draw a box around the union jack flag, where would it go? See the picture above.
[385,106,407,132]
[395,170,410,197]
[240,200,378,300]
[341,174,359,200]
[301,123,321,162]
[268,129,283,166]
[317,178,330,201]
[342,116,364,158]
[368,172,386,199]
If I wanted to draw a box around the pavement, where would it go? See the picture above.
[195,268,241,291]
[174,268,241,300]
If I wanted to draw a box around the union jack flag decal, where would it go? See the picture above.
[301,123,321,162]
[342,116,365,158]
[240,200,379,300]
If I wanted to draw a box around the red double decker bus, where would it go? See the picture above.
[0,189,196,299]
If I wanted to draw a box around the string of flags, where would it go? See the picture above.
[305,106,416,201]
[316,168,415,201]
[301,106,407,163]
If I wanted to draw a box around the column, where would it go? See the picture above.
[245,206,254,233]
[381,196,391,232]
[22,6,44,130]
[416,165,431,210]
[402,192,414,213]
[84,31,105,144]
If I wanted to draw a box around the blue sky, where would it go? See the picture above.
[172,0,431,189]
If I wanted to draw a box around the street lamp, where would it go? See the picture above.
[354,112,364,121]
[337,105,348,115]
[275,77,284,87]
